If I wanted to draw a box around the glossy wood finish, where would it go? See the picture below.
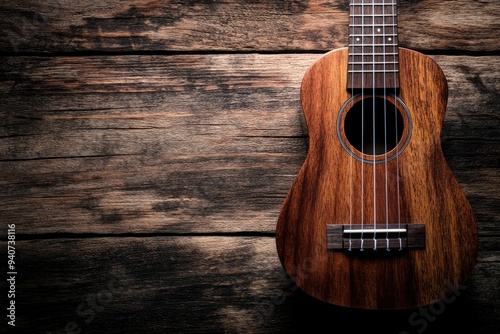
[276,47,479,310]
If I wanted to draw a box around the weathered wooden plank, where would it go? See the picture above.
[0,0,498,53]
[0,54,311,235]
[0,54,498,236]
[3,236,499,333]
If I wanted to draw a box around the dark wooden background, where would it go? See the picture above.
[1,1,499,333]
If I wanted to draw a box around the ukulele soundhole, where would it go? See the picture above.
[337,94,412,164]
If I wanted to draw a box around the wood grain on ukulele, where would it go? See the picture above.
[276,0,478,310]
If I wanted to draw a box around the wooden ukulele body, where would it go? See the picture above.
[275,47,478,310]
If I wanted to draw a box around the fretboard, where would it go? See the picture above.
[347,0,400,89]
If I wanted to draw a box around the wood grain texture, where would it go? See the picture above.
[2,237,499,333]
[0,54,498,236]
[0,54,312,235]
[0,0,499,332]
[276,48,478,309]
[0,0,498,53]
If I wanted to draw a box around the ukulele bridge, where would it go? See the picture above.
[326,224,426,251]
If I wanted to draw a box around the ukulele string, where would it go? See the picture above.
[371,0,378,250]
[348,0,356,251]
[392,0,403,249]
[360,0,365,250]
[383,0,390,251]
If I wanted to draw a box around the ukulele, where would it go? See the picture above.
[276,0,478,310]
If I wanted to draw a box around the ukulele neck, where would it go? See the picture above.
[347,0,400,90]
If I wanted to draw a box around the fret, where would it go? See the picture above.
[347,0,399,89]
[350,0,397,4]
[348,63,399,70]
[349,1,397,5]
[350,34,398,37]
[351,43,398,47]
[350,49,399,54]
[350,3,395,6]
[349,34,399,40]
[349,55,399,62]
[349,60,399,65]
[350,44,398,47]
[350,29,397,34]
[348,70,399,73]
[351,33,396,40]
[352,19,396,26]
[350,18,397,25]
[349,61,396,64]
[349,67,399,72]
[350,24,396,27]
[349,13,397,17]
[349,52,398,56]
[350,31,397,35]
[349,34,395,41]
[351,26,396,31]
